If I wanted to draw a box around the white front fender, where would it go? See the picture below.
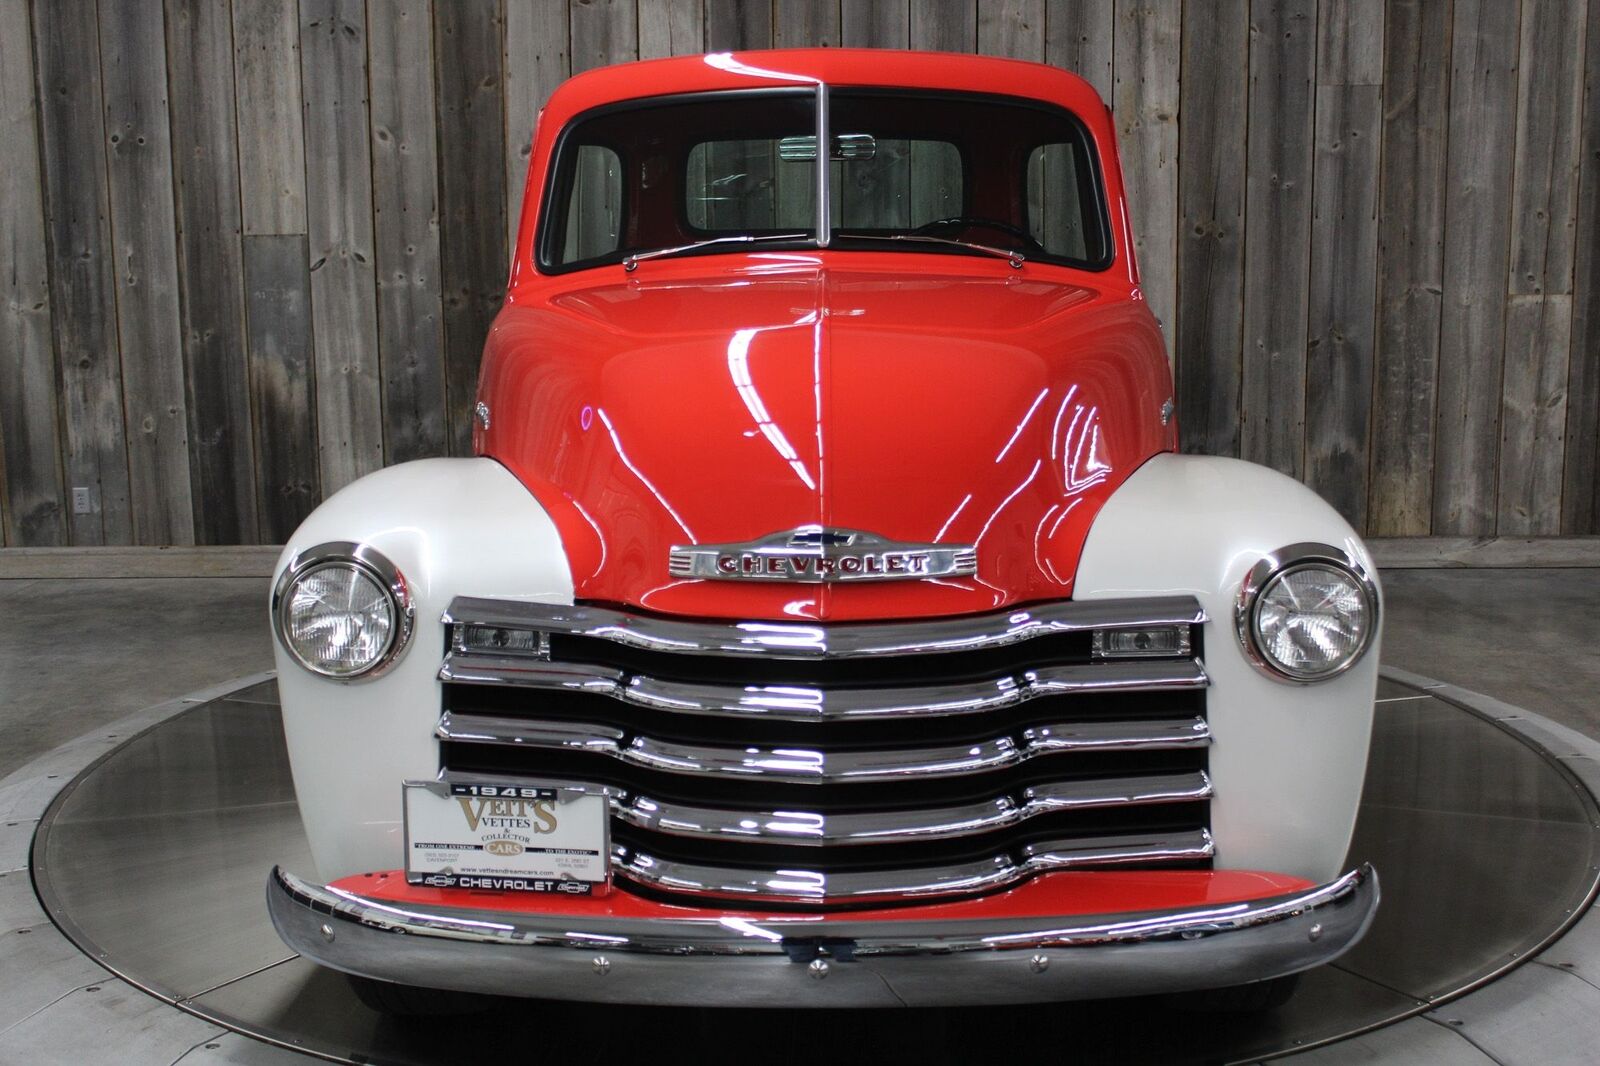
[271,458,573,881]
[1075,454,1380,883]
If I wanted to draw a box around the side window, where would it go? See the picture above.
[560,145,623,264]
[1026,143,1088,261]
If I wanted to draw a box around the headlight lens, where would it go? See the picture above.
[274,545,413,680]
[1238,547,1376,682]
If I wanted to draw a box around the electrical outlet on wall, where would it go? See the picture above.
[71,486,96,514]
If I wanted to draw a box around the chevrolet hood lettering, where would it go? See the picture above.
[671,527,976,583]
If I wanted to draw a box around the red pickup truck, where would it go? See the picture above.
[265,48,1380,1015]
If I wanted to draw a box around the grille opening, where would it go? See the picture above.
[442,681,1204,747]
[439,742,1209,811]
[549,631,1097,685]
[612,805,1211,872]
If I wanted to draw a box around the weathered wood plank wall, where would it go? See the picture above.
[1,0,1596,545]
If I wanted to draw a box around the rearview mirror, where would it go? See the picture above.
[778,133,877,162]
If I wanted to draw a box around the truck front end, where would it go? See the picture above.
[266,49,1379,1012]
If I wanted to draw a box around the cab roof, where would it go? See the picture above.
[543,48,1110,126]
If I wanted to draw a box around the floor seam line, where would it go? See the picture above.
[177,955,301,1004]
[0,979,106,1039]
[1531,958,1600,994]
[1419,1012,1509,1065]
[166,1027,232,1066]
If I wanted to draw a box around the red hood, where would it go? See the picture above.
[478,254,1172,621]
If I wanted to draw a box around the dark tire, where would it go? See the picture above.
[1170,973,1301,1013]
[347,974,496,1017]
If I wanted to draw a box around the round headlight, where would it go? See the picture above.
[274,543,413,680]
[1237,544,1377,682]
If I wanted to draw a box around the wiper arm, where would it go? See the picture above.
[622,233,811,271]
[835,233,1026,269]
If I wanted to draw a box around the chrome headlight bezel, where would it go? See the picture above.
[272,541,415,682]
[1235,542,1378,684]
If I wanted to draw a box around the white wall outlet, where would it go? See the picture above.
[71,486,94,514]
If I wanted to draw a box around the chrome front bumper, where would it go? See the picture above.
[267,865,1379,1007]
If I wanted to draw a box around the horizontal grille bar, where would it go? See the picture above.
[437,712,1210,784]
[613,829,1216,904]
[439,656,1208,722]
[443,595,1205,660]
[615,771,1212,846]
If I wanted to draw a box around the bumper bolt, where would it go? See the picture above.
[808,958,830,980]
[592,956,611,976]
[1030,954,1049,974]
[1308,923,1324,943]
[319,923,335,943]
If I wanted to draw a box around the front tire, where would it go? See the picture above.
[347,974,496,1017]
[1169,974,1301,1013]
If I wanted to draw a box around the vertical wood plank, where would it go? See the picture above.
[1369,0,1451,535]
[232,0,308,235]
[777,0,841,47]
[1434,0,1520,534]
[1113,0,1181,339]
[1500,296,1574,532]
[300,0,384,490]
[1045,0,1113,99]
[166,0,260,545]
[1498,0,1587,534]
[370,0,448,465]
[979,0,1045,60]
[1564,0,1600,533]
[705,0,773,49]
[0,0,66,545]
[33,0,134,545]
[435,0,509,454]
[571,0,638,73]
[100,0,194,545]
[505,1,570,255]
[243,234,320,541]
[842,0,907,47]
[1304,0,1383,529]
[910,0,974,51]
[1174,0,1248,458]
[1239,0,1315,479]
[639,0,703,56]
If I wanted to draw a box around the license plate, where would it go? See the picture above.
[403,780,609,894]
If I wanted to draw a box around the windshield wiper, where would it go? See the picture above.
[833,233,1026,269]
[622,233,812,271]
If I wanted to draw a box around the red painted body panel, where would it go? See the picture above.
[479,50,1173,620]
[333,868,1315,923]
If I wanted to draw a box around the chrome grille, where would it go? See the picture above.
[437,596,1211,908]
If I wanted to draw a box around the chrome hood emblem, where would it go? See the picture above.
[670,526,976,583]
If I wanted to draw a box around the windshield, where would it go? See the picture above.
[538,88,1111,273]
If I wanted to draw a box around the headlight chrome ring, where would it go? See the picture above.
[272,541,415,681]
[1235,542,1378,684]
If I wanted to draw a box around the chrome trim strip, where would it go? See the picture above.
[614,771,1213,846]
[442,595,1206,660]
[266,864,1379,1006]
[436,712,1211,784]
[439,655,1210,721]
[613,829,1215,903]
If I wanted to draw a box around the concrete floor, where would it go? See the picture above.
[0,578,270,779]
[1379,569,1600,734]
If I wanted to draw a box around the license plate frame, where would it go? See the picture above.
[403,779,610,895]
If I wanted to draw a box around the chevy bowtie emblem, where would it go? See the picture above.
[670,526,977,583]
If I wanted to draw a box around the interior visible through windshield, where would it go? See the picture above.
[540,88,1111,274]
